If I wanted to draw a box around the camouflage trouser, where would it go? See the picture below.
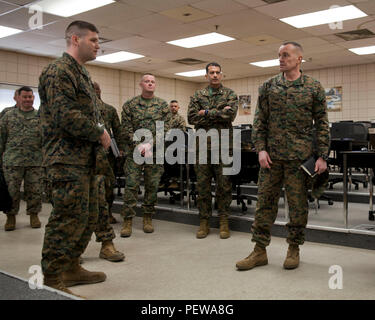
[3,166,42,216]
[251,160,309,247]
[194,155,233,219]
[121,157,164,218]
[94,175,116,242]
[41,165,99,275]
[105,153,116,215]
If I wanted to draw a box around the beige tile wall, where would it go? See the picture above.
[1,49,374,126]
[0,49,199,119]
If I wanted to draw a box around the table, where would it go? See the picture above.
[342,151,375,228]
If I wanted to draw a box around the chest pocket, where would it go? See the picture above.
[25,117,40,136]
[77,76,96,117]
[268,89,286,114]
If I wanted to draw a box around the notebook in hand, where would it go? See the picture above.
[301,156,317,178]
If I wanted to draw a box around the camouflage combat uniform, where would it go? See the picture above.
[39,52,108,275]
[187,85,238,219]
[0,106,17,120]
[0,107,42,216]
[251,71,329,247]
[170,112,187,131]
[119,95,171,218]
[97,99,121,215]
[0,105,17,168]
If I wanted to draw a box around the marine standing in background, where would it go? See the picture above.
[236,42,329,271]
[0,86,42,231]
[169,100,186,131]
[0,89,20,169]
[93,81,122,224]
[38,20,111,297]
[0,89,19,120]
[188,62,238,239]
[119,73,172,237]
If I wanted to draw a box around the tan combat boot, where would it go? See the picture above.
[196,219,209,239]
[4,214,16,231]
[143,213,154,233]
[62,258,106,287]
[120,218,132,237]
[219,215,230,239]
[30,214,41,228]
[236,244,268,270]
[283,244,300,270]
[44,273,85,299]
[99,240,125,262]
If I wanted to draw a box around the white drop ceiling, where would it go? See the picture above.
[0,0,375,82]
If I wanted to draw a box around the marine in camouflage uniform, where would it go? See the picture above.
[0,87,42,231]
[236,42,329,271]
[187,62,238,239]
[119,73,172,237]
[169,100,187,131]
[93,82,122,224]
[0,106,17,120]
[38,22,118,296]
[0,89,19,168]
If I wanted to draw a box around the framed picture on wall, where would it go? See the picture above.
[238,95,251,115]
[325,86,342,112]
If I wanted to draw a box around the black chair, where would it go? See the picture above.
[159,130,189,204]
[328,121,369,190]
[230,127,259,212]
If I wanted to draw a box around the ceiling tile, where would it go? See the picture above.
[3,0,34,5]
[190,9,310,39]
[119,0,203,13]
[302,16,374,37]
[160,5,214,22]
[192,0,249,15]
[111,13,184,35]
[142,23,210,42]
[356,0,375,15]
[0,2,18,15]
[193,40,265,58]
[232,0,268,8]
[100,36,162,51]
[242,34,282,46]
[0,6,60,31]
[71,2,153,27]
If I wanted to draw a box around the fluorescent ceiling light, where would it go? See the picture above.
[167,32,235,48]
[33,0,115,17]
[250,59,306,68]
[175,70,206,77]
[349,45,375,55]
[280,5,367,28]
[96,51,144,63]
[0,25,23,39]
[250,59,280,68]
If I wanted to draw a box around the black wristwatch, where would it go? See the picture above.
[319,154,329,161]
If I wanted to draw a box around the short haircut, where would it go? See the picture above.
[170,100,178,104]
[206,62,221,73]
[65,21,99,45]
[282,41,303,53]
[17,86,33,95]
[141,73,155,81]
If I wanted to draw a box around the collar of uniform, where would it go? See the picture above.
[62,52,91,80]
[277,70,305,87]
[138,95,156,106]
[203,84,224,96]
